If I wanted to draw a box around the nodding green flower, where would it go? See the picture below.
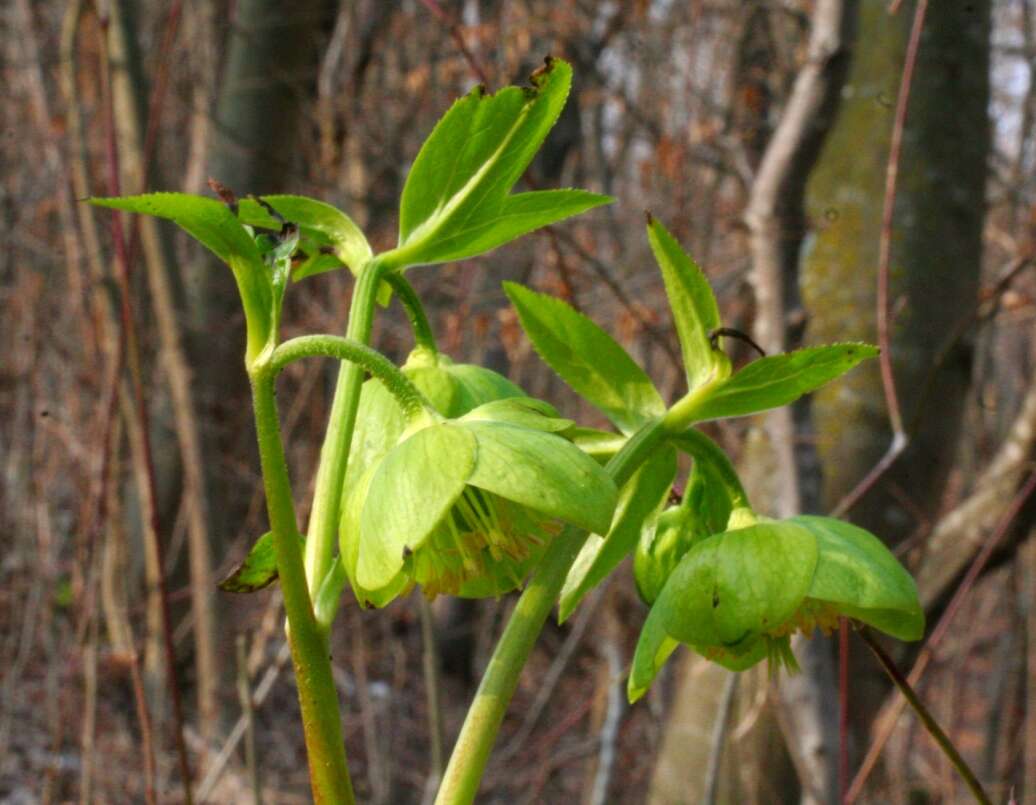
[629,510,924,701]
[341,396,618,607]
[344,347,525,493]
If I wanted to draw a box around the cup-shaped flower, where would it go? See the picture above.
[341,398,618,606]
[345,347,526,496]
[628,511,924,701]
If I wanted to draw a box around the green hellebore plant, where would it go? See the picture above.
[628,509,925,701]
[340,396,618,607]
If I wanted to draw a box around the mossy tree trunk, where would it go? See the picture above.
[802,0,990,783]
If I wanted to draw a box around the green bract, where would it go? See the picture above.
[628,511,924,702]
[340,398,618,606]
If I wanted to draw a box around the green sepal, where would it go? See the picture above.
[559,445,677,622]
[460,397,573,433]
[463,421,618,536]
[645,216,722,391]
[628,603,680,703]
[691,344,878,422]
[504,282,666,434]
[357,424,477,590]
[658,521,818,648]
[792,516,925,641]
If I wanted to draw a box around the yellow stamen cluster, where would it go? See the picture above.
[406,488,558,598]
[770,598,842,639]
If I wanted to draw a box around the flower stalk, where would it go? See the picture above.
[249,369,354,804]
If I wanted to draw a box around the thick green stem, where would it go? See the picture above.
[249,371,354,805]
[435,419,669,805]
[305,258,392,595]
[272,334,430,422]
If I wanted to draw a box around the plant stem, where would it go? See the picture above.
[859,628,990,805]
[435,419,669,804]
[384,272,438,353]
[305,257,391,596]
[250,370,354,804]
[272,335,430,422]
[669,429,751,509]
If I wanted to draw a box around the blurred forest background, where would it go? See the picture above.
[2,0,1035,802]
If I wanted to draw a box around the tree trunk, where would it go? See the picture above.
[802,0,990,789]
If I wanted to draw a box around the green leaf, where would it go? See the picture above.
[90,193,273,359]
[385,58,610,268]
[628,603,681,703]
[218,531,301,593]
[357,425,477,590]
[504,282,666,434]
[236,195,372,275]
[393,189,610,267]
[646,216,722,390]
[658,521,818,648]
[792,516,925,641]
[690,343,878,422]
[464,421,618,535]
[559,445,677,622]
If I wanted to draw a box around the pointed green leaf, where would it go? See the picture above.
[386,59,608,268]
[357,425,476,590]
[646,216,722,390]
[463,421,618,535]
[691,343,878,422]
[218,530,302,593]
[504,282,666,434]
[236,194,372,275]
[559,445,677,621]
[628,603,681,703]
[90,193,273,358]
[392,189,610,267]
[792,516,924,641]
[658,522,817,648]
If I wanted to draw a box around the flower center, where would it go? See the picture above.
[770,598,842,639]
[406,487,558,598]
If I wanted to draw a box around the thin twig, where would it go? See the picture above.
[235,635,262,805]
[98,15,194,800]
[702,674,738,805]
[127,648,159,805]
[196,643,291,801]
[858,629,991,805]
[418,596,446,800]
[846,469,1036,802]
[417,0,489,86]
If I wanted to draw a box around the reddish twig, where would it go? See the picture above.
[126,0,182,269]
[417,0,489,86]
[846,468,1036,802]
[838,619,849,802]
[831,0,929,518]
[98,15,194,802]
[856,629,991,804]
